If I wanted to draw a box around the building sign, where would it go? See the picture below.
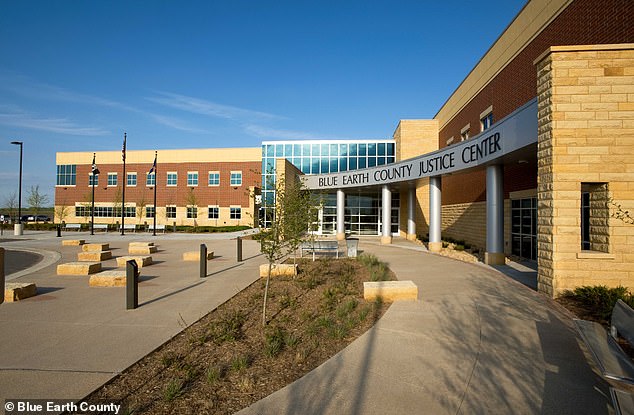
[305,98,537,190]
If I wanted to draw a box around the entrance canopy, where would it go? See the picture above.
[305,98,537,190]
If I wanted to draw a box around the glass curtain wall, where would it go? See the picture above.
[261,140,396,232]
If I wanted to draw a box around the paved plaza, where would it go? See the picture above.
[1,231,614,414]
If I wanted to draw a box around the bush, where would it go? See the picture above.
[564,285,634,320]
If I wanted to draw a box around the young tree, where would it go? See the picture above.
[136,189,149,224]
[259,173,316,326]
[3,192,17,223]
[27,185,49,220]
[79,193,93,224]
[112,187,122,224]
[54,198,70,223]
[184,188,199,230]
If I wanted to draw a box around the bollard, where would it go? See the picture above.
[56,224,61,237]
[200,244,207,278]
[237,236,243,262]
[0,248,4,305]
[173,221,177,233]
[126,260,139,309]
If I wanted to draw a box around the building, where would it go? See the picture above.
[55,0,634,297]
[55,148,261,228]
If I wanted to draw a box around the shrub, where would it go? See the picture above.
[264,326,286,357]
[162,379,184,402]
[565,285,634,320]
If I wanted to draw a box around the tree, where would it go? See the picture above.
[112,187,122,224]
[79,193,93,224]
[184,188,199,230]
[259,173,317,326]
[136,189,149,224]
[54,197,70,223]
[27,185,49,220]
[3,192,17,223]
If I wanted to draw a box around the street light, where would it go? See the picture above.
[10,141,23,236]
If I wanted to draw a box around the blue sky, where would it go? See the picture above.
[0,0,526,205]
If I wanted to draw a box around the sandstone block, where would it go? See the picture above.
[78,251,112,261]
[62,239,85,246]
[129,242,154,248]
[82,243,110,252]
[129,246,157,255]
[116,255,153,268]
[89,270,129,287]
[4,282,37,302]
[363,281,418,302]
[57,262,102,275]
[183,251,214,261]
[259,263,298,278]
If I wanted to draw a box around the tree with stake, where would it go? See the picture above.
[27,185,49,221]
[259,172,316,326]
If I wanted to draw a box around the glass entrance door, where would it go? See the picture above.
[511,198,537,260]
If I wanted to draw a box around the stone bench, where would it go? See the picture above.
[116,255,153,268]
[78,251,112,261]
[57,262,102,275]
[129,246,158,255]
[62,239,85,246]
[89,270,129,287]
[4,282,37,302]
[183,251,214,261]
[129,242,154,248]
[259,263,298,278]
[363,280,418,302]
[82,243,110,252]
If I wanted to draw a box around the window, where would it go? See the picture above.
[208,206,219,219]
[581,183,609,252]
[107,173,118,186]
[187,172,198,186]
[89,173,98,186]
[230,171,242,186]
[208,172,220,186]
[146,206,155,218]
[56,164,76,186]
[167,172,177,186]
[480,106,494,131]
[230,207,241,220]
[187,206,198,219]
[446,136,455,146]
[166,206,176,219]
[146,172,155,186]
[461,124,470,141]
[127,172,137,186]
[511,198,537,260]
[124,206,136,217]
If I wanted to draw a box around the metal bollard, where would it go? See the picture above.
[237,236,243,262]
[0,248,5,305]
[200,244,207,278]
[126,260,139,309]
[56,224,61,237]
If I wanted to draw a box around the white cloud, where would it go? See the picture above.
[148,91,282,121]
[0,108,109,136]
[149,114,209,134]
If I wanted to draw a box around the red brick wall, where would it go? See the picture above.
[440,0,634,205]
[55,161,261,208]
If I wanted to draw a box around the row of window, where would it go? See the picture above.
[80,171,242,187]
[75,206,242,219]
[263,142,395,158]
[447,108,494,146]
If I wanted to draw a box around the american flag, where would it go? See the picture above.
[91,153,100,175]
[122,133,127,162]
[148,153,157,175]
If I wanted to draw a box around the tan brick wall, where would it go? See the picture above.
[393,120,438,237]
[441,202,487,250]
[536,44,634,297]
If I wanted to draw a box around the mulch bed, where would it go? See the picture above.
[79,258,392,414]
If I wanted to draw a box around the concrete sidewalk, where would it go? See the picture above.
[0,231,266,405]
[238,240,612,415]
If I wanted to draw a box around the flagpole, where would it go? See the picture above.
[121,132,127,236]
[153,151,157,236]
[91,153,96,235]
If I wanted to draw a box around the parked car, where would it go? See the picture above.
[21,215,51,222]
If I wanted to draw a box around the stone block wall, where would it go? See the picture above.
[535,44,634,297]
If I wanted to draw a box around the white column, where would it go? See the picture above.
[336,189,345,241]
[485,164,505,265]
[407,187,416,240]
[428,176,442,252]
[381,185,392,244]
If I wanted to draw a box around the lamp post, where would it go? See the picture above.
[10,141,23,236]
